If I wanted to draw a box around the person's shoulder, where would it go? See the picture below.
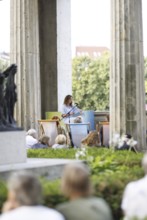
[57,197,106,210]
[0,206,65,220]
[0,207,25,220]
[32,143,47,149]
[57,197,112,219]
[0,212,12,220]
[62,144,68,149]
[56,201,72,212]
[31,143,40,148]
[87,196,110,208]
[88,197,113,219]
[125,177,145,191]
[38,206,65,219]
[52,144,58,149]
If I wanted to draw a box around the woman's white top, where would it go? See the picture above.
[61,104,81,124]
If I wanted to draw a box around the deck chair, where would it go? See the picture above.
[66,123,90,148]
[38,120,58,146]
[99,122,109,146]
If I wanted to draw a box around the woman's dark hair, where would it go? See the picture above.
[64,95,73,106]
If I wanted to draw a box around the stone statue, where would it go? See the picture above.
[0,64,20,131]
[0,72,6,127]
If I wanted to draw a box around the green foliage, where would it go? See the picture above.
[72,55,147,108]
[28,148,144,220]
[0,59,9,72]
[27,148,77,159]
[1,149,144,220]
[41,179,67,208]
[0,181,7,212]
[72,52,110,111]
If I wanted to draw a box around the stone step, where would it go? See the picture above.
[0,158,81,180]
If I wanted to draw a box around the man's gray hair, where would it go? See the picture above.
[8,171,42,206]
[142,153,147,174]
[26,129,37,138]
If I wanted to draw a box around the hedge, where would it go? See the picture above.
[0,181,7,213]
[28,148,144,219]
[0,148,144,220]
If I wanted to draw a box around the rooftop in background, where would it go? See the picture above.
[75,46,110,58]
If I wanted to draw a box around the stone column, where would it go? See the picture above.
[10,0,41,130]
[38,0,72,118]
[57,0,72,112]
[110,0,146,150]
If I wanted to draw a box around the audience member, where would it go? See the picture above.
[52,116,70,145]
[116,134,132,150]
[56,163,113,220]
[52,135,68,149]
[31,135,50,149]
[121,153,147,219]
[81,131,100,147]
[0,171,64,220]
[26,129,38,149]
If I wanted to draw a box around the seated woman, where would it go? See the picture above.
[26,129,38,149]
[52,116,71,145]
[81,131,100,147]
[52,134,68,149]
[31,135,50,149]
[115,134,137,152]
[56,163,113,220]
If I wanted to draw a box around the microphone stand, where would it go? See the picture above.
[61,104,78,121]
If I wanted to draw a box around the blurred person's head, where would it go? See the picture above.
[142,153,147,174]
[55,134,66,145]
[52,116,60,126]
[39,135,50,147]
[26,129,37,139]
[61,163,92,200]
[64,95,73,106]
[7,171,42,208]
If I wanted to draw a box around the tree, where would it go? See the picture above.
[72,54,147,110]
[0,59,9,72]
[72,52,110,111]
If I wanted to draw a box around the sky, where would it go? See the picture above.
[0,0,147,56]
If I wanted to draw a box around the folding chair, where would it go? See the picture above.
[38,120,58,146]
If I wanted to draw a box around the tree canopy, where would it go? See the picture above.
[72,52,110,111]
[0,59,9,72]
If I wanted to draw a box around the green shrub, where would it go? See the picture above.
[41,179,67,208]
[0,181,7,212]
[28,148,144,219]
[0,148,144,219]
[27,148,77,159]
